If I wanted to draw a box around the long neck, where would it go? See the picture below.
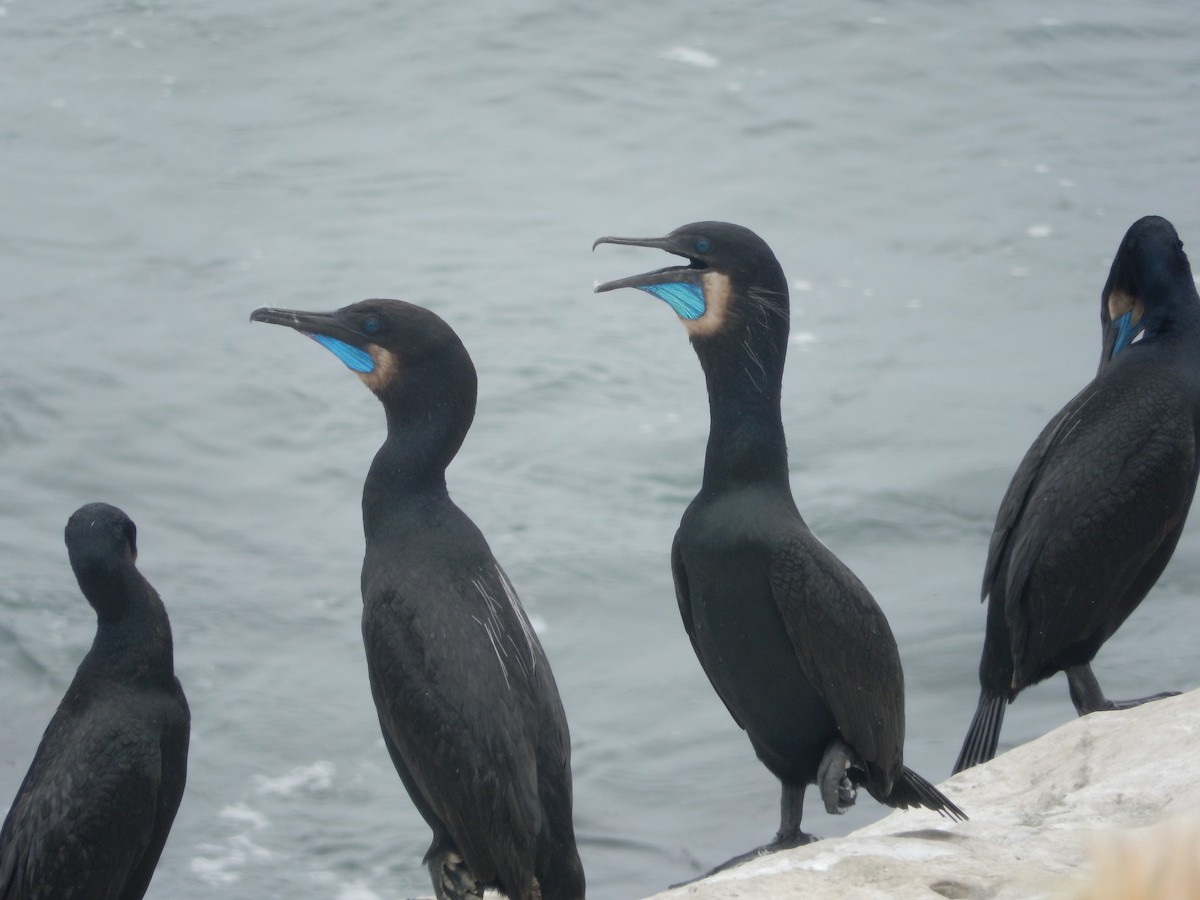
[699,354,790,492]
[359,354,476,540]
[1160,288,1200,340]
[362,410,459,539]
[83,574,176,684]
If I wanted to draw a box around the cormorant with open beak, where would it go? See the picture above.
[595,221,965,875]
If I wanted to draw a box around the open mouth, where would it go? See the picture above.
[592,235,709,293]
[592,237,711,321]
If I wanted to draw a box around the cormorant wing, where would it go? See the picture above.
[362,560,549,887]
[769,531,906,785]
[122,687,191,900]
[981,381,1098,603]
[0,699,169,900]
[671,532,747,731]
[997,378,1197,675]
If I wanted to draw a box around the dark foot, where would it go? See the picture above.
[428,850,483,900]
[1094,690,1180,711]
[1066,664,1180,716]
[670,833,819,887]
[817,738,860,815]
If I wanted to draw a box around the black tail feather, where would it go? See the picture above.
[886,766,968,822]
[953,691,1007,774]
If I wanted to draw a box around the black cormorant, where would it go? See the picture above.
[954,215,1200,773]
[594,221,965,872]
[251,300,585,900]
[0,503,190,900]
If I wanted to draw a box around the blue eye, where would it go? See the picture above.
[363,315,381,334]
[695,238,711,253]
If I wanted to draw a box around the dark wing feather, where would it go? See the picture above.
[671,531,746,731]
[1001,376,1196,681]
[0,688,183,900]
[362,554,548,894]
[120,685,190,900]
[982,381,1099,602]
[769,531,905,788]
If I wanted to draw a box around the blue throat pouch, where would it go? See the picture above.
[308,333,375,373]
[638,281,706,320]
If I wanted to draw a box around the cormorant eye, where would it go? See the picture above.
[695,238,711,254]
[363,315,382,334]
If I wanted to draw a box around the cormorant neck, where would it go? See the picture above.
[85,573,176,683]
[362,426,455,538]
[699,358,790,491]
[359,357,475,538]
[1160,288,1200,337]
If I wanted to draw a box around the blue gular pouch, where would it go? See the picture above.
[308,333,376,373]
[638,281,706,320]
[1110,310,1144,359]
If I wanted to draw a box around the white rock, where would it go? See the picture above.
[645,689,1200,899]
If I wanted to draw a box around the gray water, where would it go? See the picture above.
[3,1,1200,897]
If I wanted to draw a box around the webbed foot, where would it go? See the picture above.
[1067,665,1181,716]
[817,737,860,815]
[670,832,819,887]
[428,849,483,900]
[1099,690,1181,711]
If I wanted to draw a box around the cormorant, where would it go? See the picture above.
[954,215,1200,773]
[594,221,965,872]
[251,300,585,900]
[0,503,190,900]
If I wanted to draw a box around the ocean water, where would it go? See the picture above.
[2,1,1200,897]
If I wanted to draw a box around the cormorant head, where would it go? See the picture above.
[1100,215,1199,367]
[250,299,478,456]
[65,502,139,621]
[593,222,791,403]
[592,221,790,343]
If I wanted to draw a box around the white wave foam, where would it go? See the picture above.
[660,46,719,68]
[191,830,274,886]
[220,802,269,830]
[253,760,336,796]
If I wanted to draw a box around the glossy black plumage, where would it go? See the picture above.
[595,222,964,871]
[251,300,584,900]
[954,216,1200,773]
[0,503,190,900]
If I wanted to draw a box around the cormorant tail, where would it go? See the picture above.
[953,691,1007,774]
[887,767,968,822]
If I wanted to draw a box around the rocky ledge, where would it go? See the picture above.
[647,689,1200,899]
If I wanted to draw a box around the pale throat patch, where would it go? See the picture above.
[684,271,732,338]
[356,345,400,392]
[1107,288,1144,327]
